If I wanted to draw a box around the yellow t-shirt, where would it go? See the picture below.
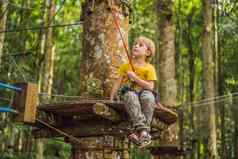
[117,62,157,91]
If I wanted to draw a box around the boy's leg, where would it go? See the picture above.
[123,91,148,131]
[139,90,156,131]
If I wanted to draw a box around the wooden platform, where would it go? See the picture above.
[33,100,177,138]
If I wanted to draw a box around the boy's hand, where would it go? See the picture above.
[110,94,115,102]
[127,71,138,81]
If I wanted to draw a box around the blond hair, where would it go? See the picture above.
[136,36,156,61]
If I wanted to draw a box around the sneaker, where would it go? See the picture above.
[138,131,152,149]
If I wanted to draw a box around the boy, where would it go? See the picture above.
[110,36,157,148]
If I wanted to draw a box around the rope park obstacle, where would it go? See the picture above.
[1,81,238,157]
[1,1,238,158]
[0,81,180,155]
[0,0,183,157]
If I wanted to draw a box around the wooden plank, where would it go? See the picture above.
[92,102,122,122]
[32,119,126,138]
[24,83,38,123]
[153,104,178,125]
[37,103,167,131]
[38,101,124,116]
[12,83,38,123]
[32,114,169,139]
[38,100,177,125]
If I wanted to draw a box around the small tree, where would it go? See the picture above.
[201,0,218,158]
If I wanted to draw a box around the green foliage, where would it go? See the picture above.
[130,0,156,45]
[1,0,238,158]
[131,146,151,159]
[44,139,71,159]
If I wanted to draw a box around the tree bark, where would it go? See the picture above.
[76,0,130,159]
[156,0,178,158]
[201,0,218,158]
[156,0,177,106]
[0,0,8,65]
[79,0,128,97]
[187,9,196,159]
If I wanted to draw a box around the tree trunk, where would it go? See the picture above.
[213,0,218,94]
[187,9,196,159]
[215,0,226,158]
[76,0,130,159]
[79,0,129,96]
[18,0,30,54]
[41,0,55,94]
[156,0,178,158]
[36,0,55,159]
[201,0,218,158]
[0,0,7,65]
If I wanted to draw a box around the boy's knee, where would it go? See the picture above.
[123,91,137,101]
[140,90,155,102]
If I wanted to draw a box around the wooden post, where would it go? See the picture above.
[12,83,38,124]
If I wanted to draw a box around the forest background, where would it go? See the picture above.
[0,0,238,159]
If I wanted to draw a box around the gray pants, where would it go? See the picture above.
[123,90,155,132]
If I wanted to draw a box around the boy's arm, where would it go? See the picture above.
[110,76,123,101]
[127,71,154,91]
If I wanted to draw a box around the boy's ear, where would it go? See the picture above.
[145,50,151,57]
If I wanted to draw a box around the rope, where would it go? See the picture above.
[178,92,238,110]
[36,118,83,145]
[0,22,83,33]
[110,8,135,72]
[2,0,68,83]
[39,91,110,105]
[39,92,110,100]
[38,93,114,105]
[180,92,238,107]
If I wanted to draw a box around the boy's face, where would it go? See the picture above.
[132,39,150,59]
